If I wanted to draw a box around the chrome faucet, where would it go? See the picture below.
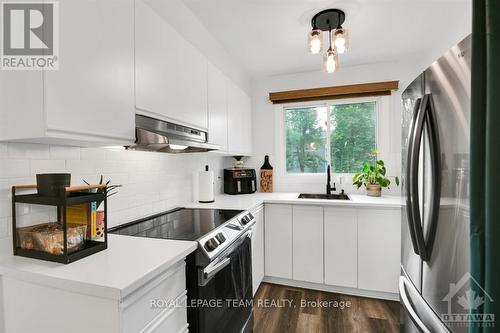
[326,164,336,197]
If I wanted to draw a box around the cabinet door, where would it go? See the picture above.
[44,0,135,144]
[292,205,323,283]
[178,40,208,130]
[227,83,251,155]
[240,91,252,155]
[358,208,401,293]
[135,0,180,123]
[324,207,357,288]
[250,205,265,295]
[0,71,44,140]
[264,204,292,279]
[207,62,228,150]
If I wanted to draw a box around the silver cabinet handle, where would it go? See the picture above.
[199,257,230,286]
[399,276,450,333]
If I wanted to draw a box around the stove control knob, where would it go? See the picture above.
[241,213,254,225]
[204,238,219,252]
[215,232,226,244]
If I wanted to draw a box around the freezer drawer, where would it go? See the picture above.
[399,274,450,333]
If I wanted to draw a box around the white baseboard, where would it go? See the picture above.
[262,276,400,302]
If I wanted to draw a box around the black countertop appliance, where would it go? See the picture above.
[224,168,257,195]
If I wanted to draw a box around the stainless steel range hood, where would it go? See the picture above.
[126,114,220,153]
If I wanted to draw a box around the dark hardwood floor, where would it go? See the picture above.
[253,283,400,333]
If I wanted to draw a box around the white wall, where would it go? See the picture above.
[248,61,408,195]
[143,0,250,94]
[0,143,231,258]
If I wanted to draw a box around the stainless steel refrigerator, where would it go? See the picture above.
[400,35,471,332]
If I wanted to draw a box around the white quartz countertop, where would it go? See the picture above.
[186,192,402,211]
[0,234,197,300]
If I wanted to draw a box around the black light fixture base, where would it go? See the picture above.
[312,9,345,31]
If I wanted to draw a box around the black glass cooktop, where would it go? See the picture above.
[110,208,242,241]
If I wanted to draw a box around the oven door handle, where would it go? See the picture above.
[241,229,253,239]
[200,257,231,286]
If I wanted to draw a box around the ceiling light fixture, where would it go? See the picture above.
[307,9,349,73]
[307,28,323,54]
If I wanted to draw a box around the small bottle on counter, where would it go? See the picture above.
[260,155,273,193]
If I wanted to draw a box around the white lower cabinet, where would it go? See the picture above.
[292,205,323,284]
[357,208,401,294]
[250,205,265,295]
[1,260,189,333]
[324,207,358,288]
[264,204,293,279]
[264,203,401,299]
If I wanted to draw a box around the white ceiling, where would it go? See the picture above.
[181,0,471,78]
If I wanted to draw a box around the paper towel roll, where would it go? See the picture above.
[199,165,215,203]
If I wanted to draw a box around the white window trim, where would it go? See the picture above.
[274,96,384,184]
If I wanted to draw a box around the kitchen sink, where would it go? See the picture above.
[298,193,350,200]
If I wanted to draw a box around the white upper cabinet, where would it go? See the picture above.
[178,39,208,130]
[135,0,208,130]
[135,0,180,123]
[227,83,252,155]
[207,62,228,150]
[0,0,135,146]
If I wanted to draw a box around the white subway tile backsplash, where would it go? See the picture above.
[8,143,49,159]
[0,160,30,179]
[0,143,229,243]
[0,216,10,239]
[66,160,97,174]
[0,143,8,159]
[49,146,81,160]
[81,147,106,160]
[30,160,66,175]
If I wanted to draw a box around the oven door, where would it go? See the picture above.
[188,234,253,333]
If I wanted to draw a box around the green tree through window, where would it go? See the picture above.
[331,102,376,173]
[285,107,327,173]
[285,102,376,174]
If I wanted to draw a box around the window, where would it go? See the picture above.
[285,101,376,174]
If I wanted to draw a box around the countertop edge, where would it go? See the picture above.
[120,242,197,299]
[0,240,198,301]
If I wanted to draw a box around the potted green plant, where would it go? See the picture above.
[352,150,399,197]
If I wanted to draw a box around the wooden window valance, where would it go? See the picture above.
[268,80,399,104]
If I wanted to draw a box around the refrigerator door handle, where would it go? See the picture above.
[422,94,442,261]
[409,96,428,257]
[409,94,441,261]
[405,97,422,255]
[399,275,451,333]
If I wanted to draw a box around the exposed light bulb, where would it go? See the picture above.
[323,48,338,74]
[333,27,349,54]
[307,29,323,54]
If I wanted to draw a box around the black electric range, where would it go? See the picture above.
[110,207,255,333]
[109,207,242,241]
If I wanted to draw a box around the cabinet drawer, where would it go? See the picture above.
[121,261,186,333]
[140,293,188,333]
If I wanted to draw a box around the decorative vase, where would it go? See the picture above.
[260,155,273,192]
[366,184,382,197]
